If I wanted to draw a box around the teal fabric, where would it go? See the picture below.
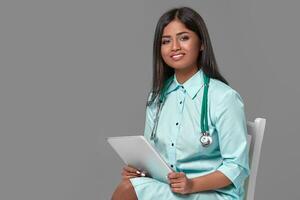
[130,68,250,200]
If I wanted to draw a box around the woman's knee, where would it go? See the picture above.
[112,179,137,200]
[119,180,135,193]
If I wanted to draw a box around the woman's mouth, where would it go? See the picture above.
[171,53,185,61]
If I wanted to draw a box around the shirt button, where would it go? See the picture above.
[176,122,179,126]
[171,165,174,168]
[179,101,182,104]
[171,143,174,146]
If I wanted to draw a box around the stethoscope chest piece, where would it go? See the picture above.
[150,71,212,147]
[200,132,213,147]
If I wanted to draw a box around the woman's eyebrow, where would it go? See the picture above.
[162,31,189,38]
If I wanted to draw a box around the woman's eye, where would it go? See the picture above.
[180,36,189,41]
[161,40,170,45]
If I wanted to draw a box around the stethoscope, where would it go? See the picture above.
[150,71,212,147]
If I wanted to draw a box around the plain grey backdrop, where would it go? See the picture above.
[0,0,299,199]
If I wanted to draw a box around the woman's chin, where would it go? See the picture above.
[168,64,196,72]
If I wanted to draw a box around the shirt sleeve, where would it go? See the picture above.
[214,90,250,190]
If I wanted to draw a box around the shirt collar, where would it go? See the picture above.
[166,68,205,99]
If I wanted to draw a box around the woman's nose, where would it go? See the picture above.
[172,39,181,51]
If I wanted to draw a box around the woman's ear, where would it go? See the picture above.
[200,44,204,51]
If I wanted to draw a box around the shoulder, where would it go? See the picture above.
[208,78,244,107]
[146,92,158,107]
[208,78,246,124]
[145,92,158,116]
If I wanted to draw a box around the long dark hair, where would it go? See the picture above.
[148,7,228,106]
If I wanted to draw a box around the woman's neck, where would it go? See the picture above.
[175,66,199,84]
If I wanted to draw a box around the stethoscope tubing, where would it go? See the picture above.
[150,72,212,147]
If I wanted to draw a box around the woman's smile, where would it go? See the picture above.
[160,19,202,72]
[170,53,185,61]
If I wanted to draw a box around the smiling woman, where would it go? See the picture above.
[112,6,249,200]
[160,20,202,83]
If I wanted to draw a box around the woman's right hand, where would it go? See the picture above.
[121,165,146,180]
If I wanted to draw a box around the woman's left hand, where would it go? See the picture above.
[167,172,193,195]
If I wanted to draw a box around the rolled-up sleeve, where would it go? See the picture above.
[214,90,250,189]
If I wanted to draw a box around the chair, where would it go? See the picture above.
[244,118,266,200]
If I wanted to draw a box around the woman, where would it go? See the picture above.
[112,6,249,200]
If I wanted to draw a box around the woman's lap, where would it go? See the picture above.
[129,177,227,200]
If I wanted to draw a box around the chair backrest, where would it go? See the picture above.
[244,118,266,200]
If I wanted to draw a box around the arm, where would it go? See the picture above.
[168,170,232,194]
[213,90,250,190]
[168,90,250,194]
[143,92,157,140]
[190,170,232,193]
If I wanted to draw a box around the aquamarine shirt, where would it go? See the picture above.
[130,68,250,200]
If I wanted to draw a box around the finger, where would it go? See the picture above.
[168,172,185,179]
[170,182,182,188]
[123,165,138,172]
[171,187,183,194]
[168,178,184,184]
[122,172,139,177]
[122,170,140,178]
[167,172,176,179]
[123,165,139,173]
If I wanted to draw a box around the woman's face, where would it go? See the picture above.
[161,19,202,72]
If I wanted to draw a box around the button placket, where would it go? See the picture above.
[179,97,185,113]
[169,117,180,169]
[177,88,185,113]
[169,87,186,170]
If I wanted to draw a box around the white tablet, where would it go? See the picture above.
[106,135,173,183]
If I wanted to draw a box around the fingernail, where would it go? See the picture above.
[141,172,146,177]
[136,170,141,174]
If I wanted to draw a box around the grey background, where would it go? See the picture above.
[0,0,299,199]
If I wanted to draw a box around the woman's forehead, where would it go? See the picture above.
[162,21,194,37]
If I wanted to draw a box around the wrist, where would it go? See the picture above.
[189,177,205,194]
[189,178,197,194]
